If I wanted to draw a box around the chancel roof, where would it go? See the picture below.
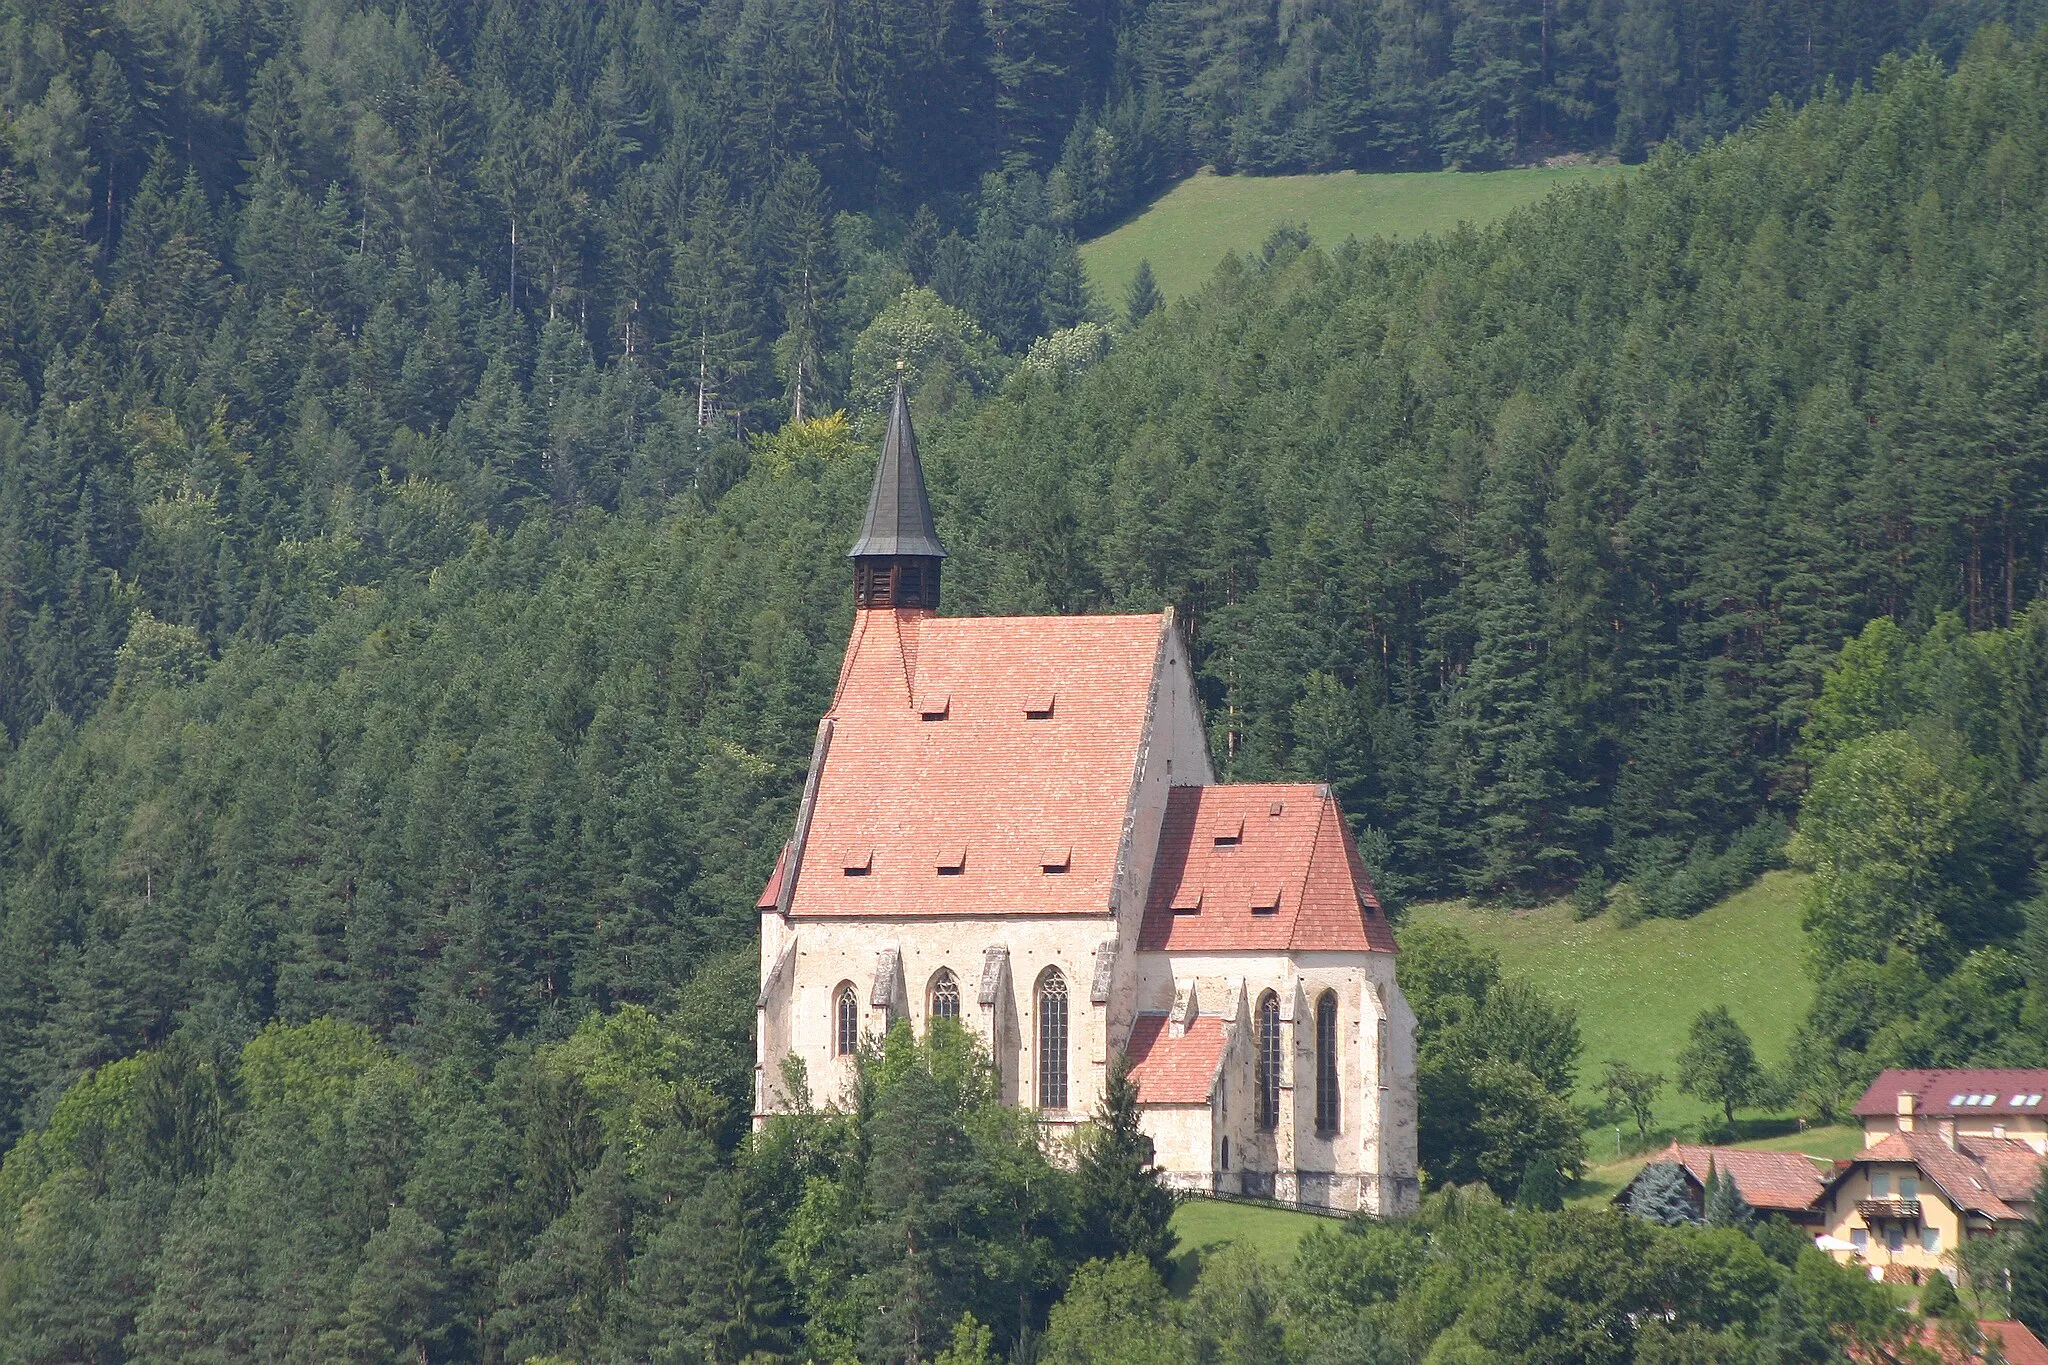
[1137,784,1395,954]
[780,608,1169,919]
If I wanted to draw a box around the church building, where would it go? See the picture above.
[754,381,1420,1215]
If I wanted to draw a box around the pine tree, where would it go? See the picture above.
[667,181,763,433]
[326,1208,452,1365]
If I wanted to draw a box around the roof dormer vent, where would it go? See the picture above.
[843,851,874,876]
[1251,889,1281,916]
[1041,847,1071,874]
[935,847,967,876]
[918,692,950,721]
[1024,691,1055,719]
[1211,816,1245,847]
[1170,887,1203,915]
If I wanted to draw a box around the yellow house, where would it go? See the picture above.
[1814,1130,2041,1281]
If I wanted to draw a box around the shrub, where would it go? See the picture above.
[1571,867,1609,920]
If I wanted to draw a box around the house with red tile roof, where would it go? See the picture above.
[1850,1319,2048,1365]
[752,380,1420,1214]
[1613,1143,1829,1223]
[1814,1128,2044,1280]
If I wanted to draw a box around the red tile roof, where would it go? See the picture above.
[1834,1132,2029,1221]
[1648,1143,1828,1213]
[783,609,1169,919]
[1125,1014,1229,1104]
[1137,785,1395,954]
[1854,1069,2048,1119]
[755,842,791,910]
[1859,1321,2048,1365]
[1988,1321,2048,1365]
[1957,1136,2047,1205]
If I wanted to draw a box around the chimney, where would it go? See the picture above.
[1940,1118,1957,1149]
[1897,1089,1917,1133]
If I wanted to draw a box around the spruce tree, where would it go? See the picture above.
[1703,1160,1753,1227]
[1516,1152,1564,1212]
[1076,1050,1177,1274]
[2011,1168,2048,1339]
[1124,259,1162,327]
[1627,1162,1699,1226]
[1919,1267,1962,1320]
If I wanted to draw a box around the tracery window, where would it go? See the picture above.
[930,970,960,1023]
[1038,969,1069,1109]
[1256,992,1281,1130]
[835,984,859,1056]
[1316,992,1340,1135]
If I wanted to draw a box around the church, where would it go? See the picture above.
[754,381,1420,1215]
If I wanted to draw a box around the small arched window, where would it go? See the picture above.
[1316,992,1340,1135]
[930,970,960,1023]
[1256,992,1281,1130]
[834,984,860,1057]
[1038,969,1069,1110]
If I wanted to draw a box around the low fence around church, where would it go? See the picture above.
[1174,1186,1351,1219]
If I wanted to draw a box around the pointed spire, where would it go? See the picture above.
[849,370,946,561]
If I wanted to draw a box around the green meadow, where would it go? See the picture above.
[1081,164,1628,302]
[1168,1198,1334,1289]
[1406,870,1814,1136]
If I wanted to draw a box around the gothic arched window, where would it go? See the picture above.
[835,984,859,1057]
[930,970,960,1023]
[1038,969,1069,1109]
[1256,992,1281,1130]
[1316,991,1340,1135]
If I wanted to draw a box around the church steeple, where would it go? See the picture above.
[849,370,946,610]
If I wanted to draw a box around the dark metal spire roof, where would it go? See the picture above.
[848,372,947,559]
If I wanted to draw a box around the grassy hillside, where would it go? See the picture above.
[1406,870,1813,1134]
[1081,164,1627,302]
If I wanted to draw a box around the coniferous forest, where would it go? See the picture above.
[15,0,2048,1359]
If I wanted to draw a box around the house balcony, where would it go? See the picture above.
[1858,1198,1922,1222]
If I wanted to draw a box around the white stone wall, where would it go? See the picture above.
[1132,949,1419,1214]
[1144,1104,1218,1191]
[757,913,1117,1126]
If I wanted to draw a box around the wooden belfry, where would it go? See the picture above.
[848,368,946,611]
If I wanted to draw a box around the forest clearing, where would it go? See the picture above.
[1080,164,1627,300]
